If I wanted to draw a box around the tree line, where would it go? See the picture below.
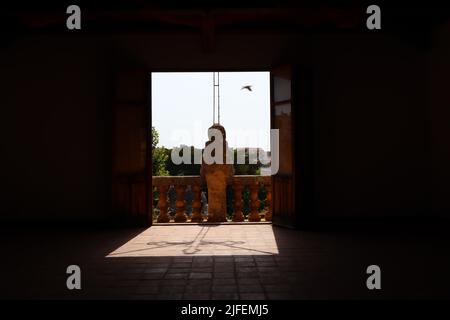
[152,127,264,176]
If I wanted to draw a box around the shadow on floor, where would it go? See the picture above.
[0,222,449,299]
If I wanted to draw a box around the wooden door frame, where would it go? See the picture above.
[270,65,315,228]
[111,68,153,227]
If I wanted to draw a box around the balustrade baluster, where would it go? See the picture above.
[174,185,188,222]
[264,184,272,221]
[248,183,261,222]
[190,185,203,222]
[232,182,244,222]
[156,185,170,223]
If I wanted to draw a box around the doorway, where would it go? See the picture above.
[151,71,272,223]
[111,67,303,228]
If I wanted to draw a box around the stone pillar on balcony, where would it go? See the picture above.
[174,185,188,222]
[200,124,234,222]
[248,183,261,222]
[232,182,244,222]
[190,185,203,222]
[264,184,272,221]
[156,185,170,223]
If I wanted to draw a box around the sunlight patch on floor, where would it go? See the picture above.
[107,224,279,257]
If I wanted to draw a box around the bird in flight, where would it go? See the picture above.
[241,85,253,91]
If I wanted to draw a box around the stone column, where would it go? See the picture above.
[202,165,233,222]
[200,124,234,222]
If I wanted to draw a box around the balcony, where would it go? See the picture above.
[152,175,272,223]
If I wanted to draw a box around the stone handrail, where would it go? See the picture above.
[152,175,272,223]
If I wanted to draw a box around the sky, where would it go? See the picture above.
[151,72,270,151]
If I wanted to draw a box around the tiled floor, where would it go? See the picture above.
[1,223,450,299]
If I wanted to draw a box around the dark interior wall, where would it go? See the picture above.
[0,30,439,222]
[429,21,450,218]
[0,36,112,222]
[312,34,428,218]
[109,33,300,69]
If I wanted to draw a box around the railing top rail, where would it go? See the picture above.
[152,175,271,186]
[233,175,271,185]
[152,175,202,186]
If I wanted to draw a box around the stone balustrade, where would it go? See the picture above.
[152,175,272,223]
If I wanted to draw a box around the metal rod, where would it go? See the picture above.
[217,72,220,124]
[213,72,215,124]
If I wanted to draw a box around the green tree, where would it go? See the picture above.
[233,149,262,175]
[152,126,169,176]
